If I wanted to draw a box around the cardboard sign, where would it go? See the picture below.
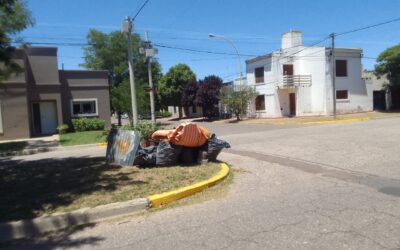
[106,129,141,166]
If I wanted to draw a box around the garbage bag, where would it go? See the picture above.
[151,122,210,147]
[156,141,182,166]
[134,145,157,167]
[207,134,231,161]
[179,147,201,165]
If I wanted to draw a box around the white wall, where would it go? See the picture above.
[327,50,372,114]
[297,47,327,115]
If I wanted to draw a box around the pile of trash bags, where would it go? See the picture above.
[134,122,230,167]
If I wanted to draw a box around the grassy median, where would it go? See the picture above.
[59,130,107,146]
[0,157,221,222]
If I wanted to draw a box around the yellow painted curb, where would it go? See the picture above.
[147,163,230,208]
[98,142,107,147]
[303,117,370,125]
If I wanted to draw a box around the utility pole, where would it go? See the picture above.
[121,16,138,127]
[140,31,158,125]
[330,32,337,119]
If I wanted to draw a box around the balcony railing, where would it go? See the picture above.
[278,75,312,88]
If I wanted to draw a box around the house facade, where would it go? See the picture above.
[0,47,111,141]
[362,71,392,110]
[246,31,372,118]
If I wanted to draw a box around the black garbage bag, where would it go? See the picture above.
[179,147,202,165]
[207,134,231,161]
[134,145,157,167]
[156,141,182,166]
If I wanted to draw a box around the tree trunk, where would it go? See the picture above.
[178,106,183,119]
[235,112,241,121]
[117,111,122,126]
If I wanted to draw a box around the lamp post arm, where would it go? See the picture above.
[220,37,243,88]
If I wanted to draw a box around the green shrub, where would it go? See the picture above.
[71,118,105,132]
[121,121,162,141]
[56,124,69,135]
[156,111,172,118]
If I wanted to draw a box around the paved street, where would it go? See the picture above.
[6,117,400,249]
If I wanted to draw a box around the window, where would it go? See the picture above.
[255,67,264,83]
[336,60,347,77]
[0,101,3,134]
[336,90,349,100]
[255,95,265,111]
[192,105,197,113]
[71,99,98,117]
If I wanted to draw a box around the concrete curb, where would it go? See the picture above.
[0,163,229,242]
[0,143,107,158]
[0,198,148,242]
[302,117,370,125]
[0,147,57,157]
[148,163,230,208]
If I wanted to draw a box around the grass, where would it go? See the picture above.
[60,130,107,146]
[0,141,28,152]
[0,156,221,222]
[243,111,400,125]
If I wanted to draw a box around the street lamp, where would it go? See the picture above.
[208,33,243,89]
[121,16,138,127]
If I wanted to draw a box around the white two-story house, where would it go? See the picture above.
[246,30,372,118]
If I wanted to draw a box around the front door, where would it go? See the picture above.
[289,93,296,116]
[32,101,58,135]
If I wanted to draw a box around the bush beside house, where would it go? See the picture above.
[72,118,106,132]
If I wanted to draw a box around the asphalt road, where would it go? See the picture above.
[6,117,400,249]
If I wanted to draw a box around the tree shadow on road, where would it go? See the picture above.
[1,222,104,250]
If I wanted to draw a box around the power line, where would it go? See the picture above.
[279,35,331,61]
[152,43,258,57]
[336,16,400,36]
[132,0,150,21]
[12,40,259,57]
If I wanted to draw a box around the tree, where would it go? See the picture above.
[220,85,258,121]
[195,75,222,118]
[181,80,198,115]
[0,0,33,82]
[158,64,196,118]
[375,44,400,87]
[81,29,162,124]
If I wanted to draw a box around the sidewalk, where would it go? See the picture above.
[0,135,60,157]
[241,111,400,125]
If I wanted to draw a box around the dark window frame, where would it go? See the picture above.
[255,67,264,83]
[255,95,266,111]
[71,99,98,117]
[336,90,349,100]
[336,60,348,77]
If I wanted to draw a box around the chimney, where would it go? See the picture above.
[281,30,302,49]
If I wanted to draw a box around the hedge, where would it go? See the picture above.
[71,118,105,132]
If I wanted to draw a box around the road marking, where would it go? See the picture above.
[303,117,370,125]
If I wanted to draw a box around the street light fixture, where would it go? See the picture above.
[209,33,246,118]
[208,33,243,89]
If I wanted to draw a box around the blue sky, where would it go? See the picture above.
[19,0,400,81]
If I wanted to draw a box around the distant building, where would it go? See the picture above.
[223,76,247,88]
[245,30,373,118]
[0,47,111,140]
[221,76,247,117]
[362,71,392,110]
